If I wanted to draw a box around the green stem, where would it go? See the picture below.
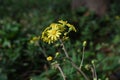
[80,46,85,69]
[59,39,89,80]
[92,63,97,80]
[57,64,66,80]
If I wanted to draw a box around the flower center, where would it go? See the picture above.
[51,30,57,35]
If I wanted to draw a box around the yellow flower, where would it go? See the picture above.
[47,29,61,41]
[50,23,65,32]
[50,23,59,30]
[47,56,53,61]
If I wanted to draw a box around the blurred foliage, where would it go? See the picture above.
[0,0,120,80]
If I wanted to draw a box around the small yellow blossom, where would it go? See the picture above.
[47,56,53,61]
[47,29,61,41]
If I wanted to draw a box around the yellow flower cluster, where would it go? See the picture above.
[41,20,76,44]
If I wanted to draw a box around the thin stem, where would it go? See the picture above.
[59,39,89,80]
[80,46,85,69]
[59,39,69,58]
[56,64,66,80]
[90,67,95,80]
[92,63,97,80]
[68,57,89,80]
[39,43,47,57]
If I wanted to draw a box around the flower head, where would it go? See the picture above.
[47,56,53,61]
[47,29,61,41]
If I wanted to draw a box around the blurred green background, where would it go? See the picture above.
[0,0,120,80]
